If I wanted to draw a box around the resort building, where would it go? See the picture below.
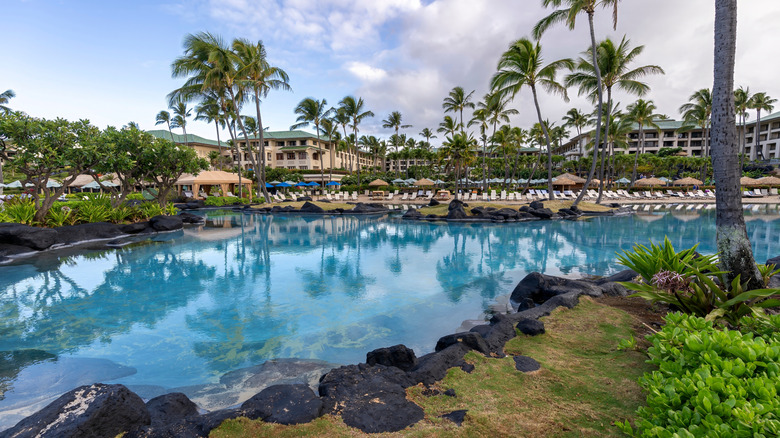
[553,111,780,162]
[148,130,383,175]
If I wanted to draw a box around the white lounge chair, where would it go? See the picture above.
[482,192,489,201]
[401,193,409,200]
[410,192,417,200]
[500,191,507,200]
[352,192,358,201]
[386,193,394,200]
[334,193,342,201]
[490,190,498,201]
[325,193,333,201]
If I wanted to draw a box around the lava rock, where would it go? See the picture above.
[409,343,471,386]
[351,203,388,214]
[149,215,183,232]
[318,364,422,433]
[428,199,440,206]
[0,242,35,257]
[54,222,126,245]
[446,204,469,220]
[516,318,545,336]
[448,199,466,210]
[513,355,541,373]
[527,208,554,219]
[435,332,490,355]
[767,255,780,267]
[120,222,151,234]
[3,383,150,438]
[440,410,468,426]
[482,317,518,355]
[510,272,603,305]
[558,208,577,217]
[519,205,531,213]
[299,201,325,213]
[177,212,205,224]
[529,201,545,210]
[366,344,418,372]
[145,393,199,427]
[0,223,57,250]
[495,208,520,219]
[240,384,323,425]
[403,208,422,219]
[444,389,457,397]
[186,200,206,209]
[297,196,313,202]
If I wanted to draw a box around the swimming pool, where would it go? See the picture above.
[2,206,780,426]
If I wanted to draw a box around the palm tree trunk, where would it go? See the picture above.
[755,110,763,161]
[254,98,271,202]
[225,120,244,200]
[573,11,605,207]
[523,155,541,194]
[316,128,325,190]
[228,89,256,199]
[700,124,709,182]
[167,122,174,142]
[354,127,361,189]
[630,123,643,188]
[596,90,613,204]
[530,86,554,201]
[329,140,334,183]
[214,121,223,170]
[712,0,762,289]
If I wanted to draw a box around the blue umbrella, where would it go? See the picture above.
[326,181,341,186]
[275,182,292,188]
[306,181,320,186]
[265,183,274,188]
[295,182,307,186]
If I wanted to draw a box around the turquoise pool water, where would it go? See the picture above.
[1,206,780,422]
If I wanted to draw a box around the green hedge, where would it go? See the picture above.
[618,313,780,437]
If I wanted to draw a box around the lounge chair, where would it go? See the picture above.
[386,193,394,200]
[482,192,489,201]
[325,193,333,201]
[352,192,358,201]
[334,193,342,201]
[553,191,563,199]
[654,192,665,199]
[771,188,779,196]
[364,190,370,196]
[564,190,575,198]
[705,189,716,198]
[507,192,515,201]
[500,191,507,200]
[490,190,498,201]
[401,193,409,200]
[394,190,399,195]
[410,192,417,200]
[526,193,534,202]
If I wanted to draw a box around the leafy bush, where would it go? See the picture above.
[46,205,75,227]
[126,193,144,201]
[107,205,133,224]
[618,238,780,326]
[136,202,164,220]
[617,313,780,437]
[204,197,250,207]
[2,198,37,225]
[76,197,112,223]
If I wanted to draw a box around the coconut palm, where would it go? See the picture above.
[748,92,777,161]
[491,38,573,201]
[440,132,478,194]
[626,99,663,186]
[291,98,333,188]
[442,87,476,134]
[195,97,227,167]
[155,110,175,141]
[233,38,291,200]
[712,0,762,288]
[734,86,751,168]
[382,111,412,177]
[437,115,461,139]
[338,96,374,187]
[332,109,352,173]
[679,88,712,181]
[419,128,437,149]
[170,102,191,147]
[534,0,622,205]
[319,117,340,182]
[1,89,16,115]
[473,93,518,190]
[566,36,664,202]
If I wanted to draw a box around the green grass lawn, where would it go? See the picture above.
[418,200,612,216]
[211,297,652,437]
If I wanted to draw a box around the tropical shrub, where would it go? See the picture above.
[163,204,178,216]
[46,205,75,227]
[126,193,144,201]
[76,198,112,223]
[617,238,780,326]
[2,198,37,225]
[107,205,133,224]
[617,313,780,437]
[203,197,253,207]
[135,202,164,220]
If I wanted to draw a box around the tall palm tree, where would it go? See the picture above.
[338,96,374,187]
[291,98,333,188]
[566,36,664,202]
[442,86,475,134]
[748,92,777,161]
[734,86,751,168]
[473,93,519,190]
[319,117,340,182]
[626,99,663,186]
[437,115,461,139]
[332,109,352,173]
[233,38,291,201]
[679,88,713,181]
[534,0,621,206]
[491,37,573,201]
[419,128,437,149]
[382,111,412,177]
[0,89,16,114]
[195,97,227,168]
[440,132,477,194]
[170,102,191,147]
[155,110,175,141]
[712,0,761,289]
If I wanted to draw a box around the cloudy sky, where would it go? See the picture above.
[4,0,780,145]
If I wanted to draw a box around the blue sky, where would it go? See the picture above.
[5,0,780,145]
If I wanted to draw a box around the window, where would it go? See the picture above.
[287,153,296,159]
[288,166,296,169]
[298,152,307,159]
[276,153,284,160]
[691,140,702,147]
[664,131,675,138]
[267,153,272,160]
[263,141,269,146]
[312,152,319,160]
[664,141,674,147]
[300,166,308,170]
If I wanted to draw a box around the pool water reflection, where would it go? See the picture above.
[1,207,780,418]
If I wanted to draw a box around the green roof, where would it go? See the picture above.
[146,130,223,147]
[279,146,311,151]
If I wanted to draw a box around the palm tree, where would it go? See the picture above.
[437,115,461,139]
[748,92,777,161]
[626,99,663,187]
[419,128,437,149]
[679,88,713,181]
[491,38,573,201]
[155,110,175,141]
[382,111,412,177]
[332,109,352,173]
[440,133,477,194]
[338,96,374,187]
[473,93,518,190]
[319,117,340,182]
[170,102,191,147]
[712,0,762,289]
[734,86,751,168]
[0,89,15,114]
[534,0,621,206]
[291,98,332,187]
[195,97,227,167]
[566,36,664,202]
[442,86,475,134]
[233,38,291,201]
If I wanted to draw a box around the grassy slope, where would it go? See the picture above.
[211,297,652,437]
[418,200,612,216]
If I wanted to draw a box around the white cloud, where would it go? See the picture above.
[346,62,388,82]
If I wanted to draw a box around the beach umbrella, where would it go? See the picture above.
[265,183,274,188]
[275,182,292,188]
[0,183,4,188]
[101,181,119,187]
[46,180,63,188]
[269,180,282,185]
[326,181,341,186]
[5,181,22,188]
[658,177,671,182]
[295,181,307,186]
[552,177,576,186]
[368,179,389,187]
[616,177,631,184]
[756,176,780,185]
[284,180,296,185]
[433,179,446,185]
[81,181,102,190]
[414,178,435,186]
[307,181,321,186]
[391,178,406,185]
[673,177,703,186]
[554,172,586,183]
[636,177,666,186]
[24,183,35,188]
[740,176,759,186]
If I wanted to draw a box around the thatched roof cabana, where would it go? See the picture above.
[673,177,703,186]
